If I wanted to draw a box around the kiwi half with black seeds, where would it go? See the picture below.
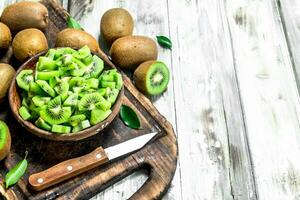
[133,60,170,96]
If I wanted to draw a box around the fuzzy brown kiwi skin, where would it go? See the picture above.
[133,60,157,95]
[110,36,158,70]
[0,1,48,32]
[100,8,134,45]
[12,28,48,62]
[0,63,15,102]
[0,22,12,49]
[0,122,11,161]
[55,28,100,53]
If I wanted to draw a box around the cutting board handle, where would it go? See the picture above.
[129,162,169,200]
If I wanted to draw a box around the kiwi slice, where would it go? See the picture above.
[69,77,84,88]
[98,88,106,96]
[106,88,120,104]
[72,120,91,133]
[22,97,30,108]
[36,70,61,80]
[37,56,57,71]
[32,96,51,107]
[69,114,86,127]
[45,49,56,60]
[19,106,31,120]
[36,80,56,97]
[70,68,85,77]
[95,100,111,111]
[52,124,71,134]
[63,93,78,106]
[16,70,34,91]
[100,81,116,88]
[82,55,93,65]
[40,96,71,125]
[114,73,123,90]
[73,46,91,59]
[29,82,47,96]
[30,105,46,120]
[54,80,69,95]
[90,109,112,125]
[0,120,11,161]
[84,78,99,89]
[133,61,170,96]
[83,55,104,78]
[49,77,60,88]
[100,74,114,82]
[78,93,104,111]
[35,117,52,131]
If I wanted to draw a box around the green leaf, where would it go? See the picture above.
[67,16,82,30]
[156,35,172,49]
[119,105,141,129]
[5,151,28,188]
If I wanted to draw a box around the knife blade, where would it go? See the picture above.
[28,132,158,191]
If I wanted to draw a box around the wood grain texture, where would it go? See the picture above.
[278,0,300,92]
[0,0,177,200]
[226,0,300,199]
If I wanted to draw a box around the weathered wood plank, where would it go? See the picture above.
[277,0,300,93]
[225,0,300,199]
[167,0,256,199]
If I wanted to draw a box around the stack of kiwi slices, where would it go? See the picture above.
[16,46,123,134]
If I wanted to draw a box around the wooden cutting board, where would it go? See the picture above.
[0,0,178,199]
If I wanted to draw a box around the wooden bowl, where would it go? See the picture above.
[8,50,124,141]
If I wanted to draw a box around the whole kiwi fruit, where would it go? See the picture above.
[55,28,100,53]
[0,22,12,49]
[110,36,158,70]
[133,60,170,96]
[12,28,48,62]
[0,1,48,32]
[0,120,11,161]
[100,8,134,45]
[0,63,15,102]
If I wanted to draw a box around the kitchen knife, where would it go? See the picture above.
[28,132,158,191]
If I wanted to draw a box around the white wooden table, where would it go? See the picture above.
[3,0,300,199]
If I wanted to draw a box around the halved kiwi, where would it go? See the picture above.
[133,61,170,96]
[0,120,11,160]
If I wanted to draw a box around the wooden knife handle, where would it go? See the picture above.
[29,147,109,191]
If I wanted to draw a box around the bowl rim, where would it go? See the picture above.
[8,48,124,141]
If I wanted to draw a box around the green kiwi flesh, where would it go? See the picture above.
[133,61,169,96]
[16,46,123,134]
[0,120,11,160]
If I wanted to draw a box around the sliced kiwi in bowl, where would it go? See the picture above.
[8,46,124,141]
